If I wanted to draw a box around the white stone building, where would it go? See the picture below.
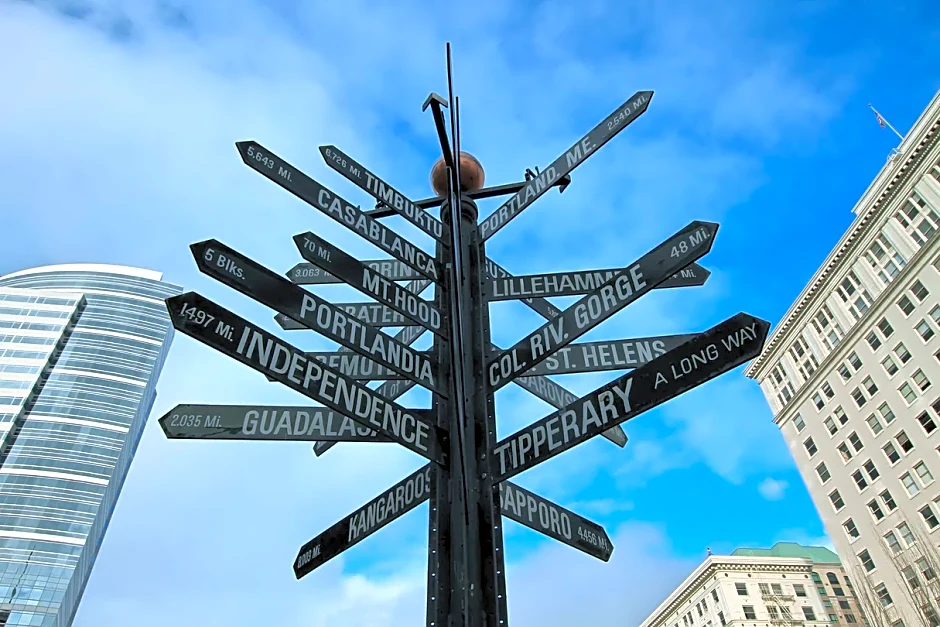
[745,91,940,626]
[639,543,862,627]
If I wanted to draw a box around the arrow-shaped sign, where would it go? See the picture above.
[522,334,696,376]
[487,221,718,392]
[294,231,447,339]
[236,141,440,283]
[165,292,445,465]
[157,404,437,442]
[294,464,433,579]
[487,263,711,301]
[319,145,449,245]
[190,239,443,395]
[491,312,770,482]
[479,90,653,241]
[289,260,422,285]
[499,482,613,561]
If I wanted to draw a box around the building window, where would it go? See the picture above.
[914,369,932,392]
[771,363,797,407]
[712,590,719,604]
[864,459,880,480]
[895,191,940,248]
[869,499,885,520]
[742,606,756,620]
[853,387,868,408]
[805,437,818,457]
[867,412,885,435]
[767,605,779,620]
[802,606,816,621]
[839,363,852,381]
[884,442,901,464]
[881,489,898,511]
[837,270,874,321]
[830,489,845,511]
[920,504,940,530]
[895,342,912,364]
[759,583,769,595]
[812,304,845,351]
[897,431,914,453]
[862,376,878,396]
[898,521,916,546]
[917,556,937,581]
[859,549,875,572]
[835,405,848,424]
[921,606,939,627]
[900,382,918,405]
[850,432,864,451]
[823,382,834,399]
[932,305,940,327]
[853,469,869,491]
[882,355,899,376]
[902,565,922,590]
[825,416,838,435]
[866,233,907,286]
[879,401,896,424]
[917,319,936,342]
[735,582,747,596]
[814,392,825,410]
[899,295,916,316]
[817,462,831,483]
[914,461,934,486]
[827,572,840,585]
[884,530,902,554]
[717,612,725,626]
[911,279,930,303]
[839,442,854,461]
[846,613,858,624]
[918,409,938,434]
[843,518,859,540]
[790,335,819,381]
[901,472,921,496]
[793,584,806,598]
[793,413,805,432]
[877,318,894,339]
[867,330,883,351]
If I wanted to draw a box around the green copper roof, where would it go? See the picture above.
[731,542,841,564]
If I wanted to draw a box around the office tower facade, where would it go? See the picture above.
[746,92,940,626]
[0,264,181,627]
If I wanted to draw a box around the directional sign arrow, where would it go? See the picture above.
[294,464,432,579]
[164,292,445,464]
[319,145,449,245]
[289,260,422,285]
[522,334,697,376]
[235,141,440,283]
[294,231,448,339]
[491,312,770,482]
[487,262,710,301]
[157,404,438,441]
[487,221,719,392]
[306,350,435,380]
[479,90,653,242]
[190,240,444,395]
[499,482,613,561]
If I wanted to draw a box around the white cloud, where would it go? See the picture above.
[758,477,789,501]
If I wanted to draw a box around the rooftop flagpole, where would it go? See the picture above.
[869,103,905,142]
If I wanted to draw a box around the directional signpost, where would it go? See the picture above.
[160,44,769,627]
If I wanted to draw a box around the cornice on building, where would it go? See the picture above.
[639,556,814,627]
[745,91,940,380]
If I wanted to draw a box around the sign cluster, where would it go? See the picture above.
[160,85,770,626]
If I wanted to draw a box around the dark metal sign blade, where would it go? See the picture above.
[486,221,719,392]
[190,240,443,395]
[479,90,653,241]
[294,232,448,339]
[157,404,436,441]
[487,262,711,301]
[289,260,422,284]
[294,464,432,579]
[164,292,445,464]
[491,312,771,482]
[235,141,440,283]
[319,145,449,245]
[522,334,697,376]
[499,482,613,561]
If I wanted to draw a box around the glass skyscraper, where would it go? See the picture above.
[0,264,181,627]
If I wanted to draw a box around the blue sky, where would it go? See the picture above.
[2,0,940,625]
